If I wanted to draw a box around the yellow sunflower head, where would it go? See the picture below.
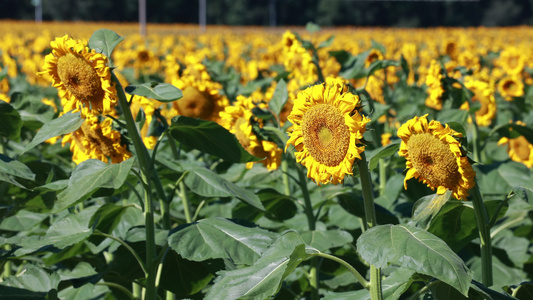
[497,76,524,101]
[497,121,533,168]
[40,35,117,117]
[460,78,496,127]
[425,60,445,111]
[220,95,282,171]
[62,114,131,165]
[286,77,370,185]
[397,114,476,200]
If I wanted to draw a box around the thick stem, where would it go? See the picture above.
[295,165,318,300]
[471,183,493,286]
[114,73,157,300]
[356,152,382,300]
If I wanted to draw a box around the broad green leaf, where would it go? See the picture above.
[159,250,216,297]
[437,109,469,126]
[169,116,262,163]
[468,255,526,290]
[337,192,399,225]
[88,28,124,58]
[57,262,97,281]
[371,39,387,55]
[233,188,297,222]
[168,217,278,265]
[357,224,472,296]
[0,210,47,231]
[301,230,353,252]
[21,111,83,154]
[504,282,533,300]
[490,122,533,145]
[184,167,265,210]
[428,200,508,252]
[269,79,288,119]
[0,154,36,181]
[498,161,533,190]
[411,190,452,229]
[318,35,335,49]
[367,59,400,77]
[323,268,415,300]
[52,158,135,213]
[368,142,400,171]
[1,264,60,293]
[58,284,109,300]
[15,213,92,256]
[0,100,22,141]
[125,82,183,102]
[89,203,132,234]
[205,231,309,300]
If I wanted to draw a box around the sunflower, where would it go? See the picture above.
[286,77,370,185]
[425,60,445,110]
[497,121,533,168]
[497,76,524,101]
[397,114,476,200]
[62,114,131,165]
[40,35,117,117]
[219,95,282,171]
[460,78,496,127]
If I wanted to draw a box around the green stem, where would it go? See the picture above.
[113,73,157,300]
[97,282,136,300]
[281,159,291,196]
[378,158,387,196]
[295,164,318,300]
[94,231,148,275]
[309,252,369,289]
[471,183,493,287]
[356,152,382,300]
[179,181,193,224]
[2,245,11,278]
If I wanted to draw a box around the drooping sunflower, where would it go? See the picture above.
[62,114,131,165]
[40,35,117,117]
[286,77,370,185]
[397,114,476,200]
[497,121,533,168]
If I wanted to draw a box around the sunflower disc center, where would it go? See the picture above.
[302,104,350,167]
[407,132,461,189]
[177,86,214,119]
[57,53,104,104]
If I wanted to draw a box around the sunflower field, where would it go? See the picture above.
[1,21,533,300]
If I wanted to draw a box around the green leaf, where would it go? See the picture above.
[0,210,47,231]
[125,82,183,102]
[411,190,453,229]
[52,158,135,213]
[357,224,472,296]
[184,167,265,210]
[57,262,97,281]
[0,286,47,299]
[205,231,309,300]
[168,217,278,265]
[0,154,36,181]
[269,79,288,119]
[504,282,533,300]
[15,213,93,256]
[21,111,83,154]
[318,35,335,49]
[301,230,353,252]
[58,284,109,300]
[323,268,415,300]
[367,59,400,77]
[498,161,533,190]
[371,39,386,55]
[0,101,22,141]
[368,142,400,171]
[89,203,132,234]
[1,264,60,293]
[170,115,262,163]
[88,28,124,58]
